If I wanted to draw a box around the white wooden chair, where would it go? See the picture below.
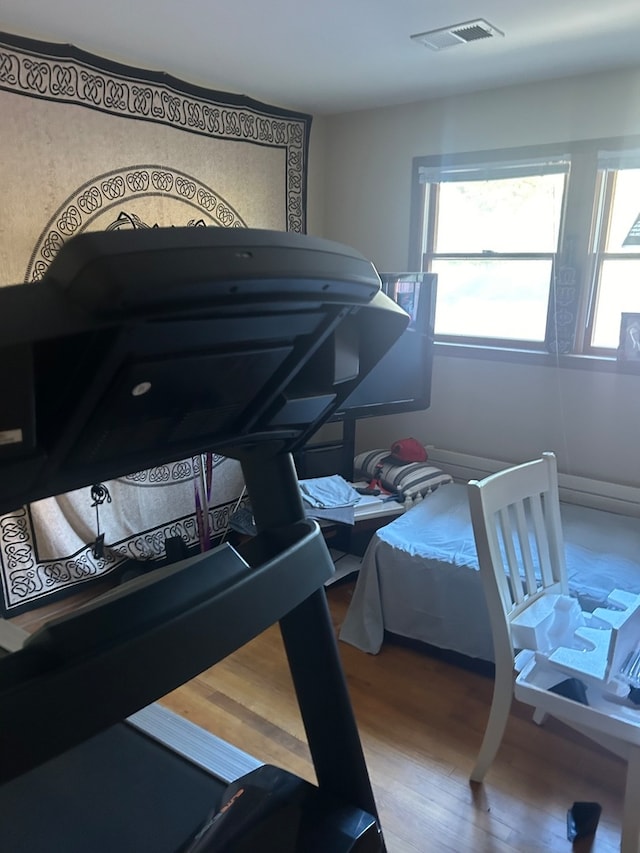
[468,452,640,852]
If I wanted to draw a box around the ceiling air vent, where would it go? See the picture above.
[411,19,504,51]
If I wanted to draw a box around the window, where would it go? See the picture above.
[588,152,640,351]
[410,138,640,359]
[418,155,569,346]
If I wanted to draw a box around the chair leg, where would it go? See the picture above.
[621,745,640,853]
[470,666,513,783]
[532,707,547,726]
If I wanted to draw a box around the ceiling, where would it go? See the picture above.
[2,0,640,114]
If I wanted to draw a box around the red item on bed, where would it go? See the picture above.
[388,438,427,464]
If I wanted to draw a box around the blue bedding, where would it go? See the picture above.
[339,483,640,659]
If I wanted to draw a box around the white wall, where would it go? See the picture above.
[353,356,640,487]
[321,68,640,486]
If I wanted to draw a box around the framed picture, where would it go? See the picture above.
[617,312,640,361]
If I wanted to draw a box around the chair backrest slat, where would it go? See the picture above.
[529,493,555,588]
[468,452,568,658]
[483,514,515,614]
[515,499,540,597]
[497,505,525,606]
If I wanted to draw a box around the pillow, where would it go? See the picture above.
[354,449,453,500]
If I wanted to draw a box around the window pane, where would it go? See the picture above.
[434,174,565,254]
[591,259,640,347]
[432,259,551,341]
[605,168,640,253]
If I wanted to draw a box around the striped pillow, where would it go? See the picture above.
[354,450,453,500]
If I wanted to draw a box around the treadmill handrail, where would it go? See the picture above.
[0,519,333,784]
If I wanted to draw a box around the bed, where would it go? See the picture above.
[339,482,640,660]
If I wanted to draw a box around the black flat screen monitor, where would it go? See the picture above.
[331,272,436,421]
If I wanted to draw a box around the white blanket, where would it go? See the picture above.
[340,483,640,658]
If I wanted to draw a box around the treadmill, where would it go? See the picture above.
[0,227,409,852]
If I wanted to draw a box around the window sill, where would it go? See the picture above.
[434,341,640,374]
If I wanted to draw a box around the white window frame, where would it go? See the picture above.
[409,137,640,363]
[584,149,640,355]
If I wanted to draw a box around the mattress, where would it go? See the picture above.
[339,483,640,659]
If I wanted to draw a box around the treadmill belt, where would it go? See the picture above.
[0,722,224,852]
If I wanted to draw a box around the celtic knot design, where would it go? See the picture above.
[5,543,35,569]
[546,264,578,354]
[126,170,150,192]
[547,337,573,355]
[556,285,577,308]
[556,309,574,326]
[104,79,127,110]
[171,460,194,479]
[49,64,76,97]
[175,176,196,198]
[132,530,166,559]
[151,170,174,192]
[203,105,222,134]
[0,51,18,84]
[131,84,153,114]
[43,561,73,584]
[77,186,102,213]
[163,92,182,123]
[0,514,29,544]
[197,189,217,211]
[23,59,50,94]
[272,121,287,145]
[124,470,149,483]
[0,490,241,611]
[73,555,99,578]
[186,102,205,130]
[40,231,65,261]
[217,204,235,226]
[80,70,104,104]
[239,114,256,137]
[0,36,309,243]
[256,117,274,143]
[117,459,194,485]
[31,261,48,281]
[57,205,83,235]
[289,124,303,145]
[149,466,171,483]
[223,111,241,137]
[29,162,246,281]
[558,266,576,286]
[8,570,39,599]
[101,175,126,199]
[192,454,228,476]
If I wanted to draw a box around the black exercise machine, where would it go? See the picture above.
[0,227,409,851]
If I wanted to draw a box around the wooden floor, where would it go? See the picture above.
[157,580,625,853]
[11,578,626,852]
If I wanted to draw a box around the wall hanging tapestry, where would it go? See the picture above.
[0,31,311,615]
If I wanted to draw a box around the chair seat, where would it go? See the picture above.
[516,655,640,747]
